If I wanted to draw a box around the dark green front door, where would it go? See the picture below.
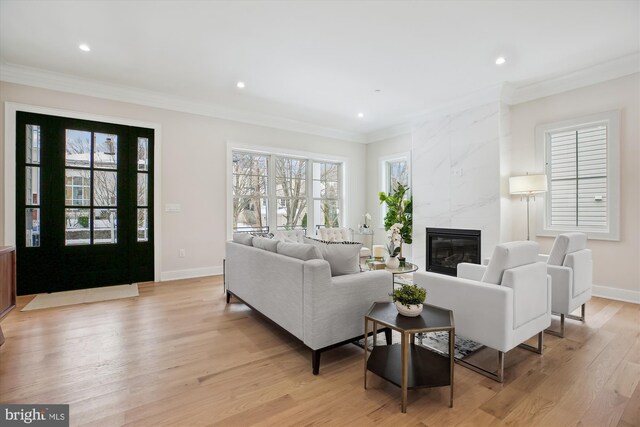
[16,112,154,295]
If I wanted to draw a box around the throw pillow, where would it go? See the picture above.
[277,242,323,261]
[304,237,362,276]
[252,236,278,253]
[232,233,254,246]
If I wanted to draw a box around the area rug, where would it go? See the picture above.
[357,330,483,360]
[22,284,139,311]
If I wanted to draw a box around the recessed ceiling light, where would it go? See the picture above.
[495,56,506,65]
[236,81,245,89]
[357,112,364,118]
[78,43,91,52]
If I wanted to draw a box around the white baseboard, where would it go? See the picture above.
[160,266,223,282]
[592,284,640,304]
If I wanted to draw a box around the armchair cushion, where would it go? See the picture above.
[457,263,487,281]
[481,241,539,285]
[548,232,587,266]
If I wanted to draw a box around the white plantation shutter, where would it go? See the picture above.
[548,124,608,229]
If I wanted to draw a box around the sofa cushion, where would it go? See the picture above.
[548,232,588,266]
[232,233,254,246]
[277,242,323,261]
[481,241,539,285]
[318,228,351,242]
[304,237,362,276]
[252,236,278,252]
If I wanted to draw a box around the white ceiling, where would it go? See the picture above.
[1,0,638,140]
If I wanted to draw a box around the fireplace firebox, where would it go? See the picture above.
[426,228,481,276]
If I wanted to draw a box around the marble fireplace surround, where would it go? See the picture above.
[412,100,510,269]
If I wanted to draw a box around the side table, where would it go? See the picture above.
[364,302,455,413]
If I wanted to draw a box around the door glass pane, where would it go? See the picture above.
[138,173,148,206]
[65,129,92,168]
[94,171,117,206]
[65,169,90,206]
[94,133,118,169]
[137,208,148,242]
[25,166,40,205]
[94,209,117,244]
[25,208,40,247]
[138,137,148,171]
[65,208,91,246]
[26,125,41,164]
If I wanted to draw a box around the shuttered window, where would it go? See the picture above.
[549,125,607,229]
[537,110,620,241]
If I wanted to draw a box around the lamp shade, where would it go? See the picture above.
[509,174,548,195]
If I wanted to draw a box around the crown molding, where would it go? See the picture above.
[0,63,366,143]
[365,84,503,143]
[507,52,640,105]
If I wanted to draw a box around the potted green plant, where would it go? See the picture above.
[390,284,426,317]
[379,183,412,260]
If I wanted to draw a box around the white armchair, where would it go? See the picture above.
[414,241,551,382]
[539,232,592,337]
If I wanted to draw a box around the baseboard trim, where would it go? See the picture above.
[160,266,223,282]
[592,284,640,304]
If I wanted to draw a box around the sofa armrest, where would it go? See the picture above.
[413,271,513,352]
[457,263,487,281]
[303,260,392,349]
[538,254,550,263]
[547,264,572,314]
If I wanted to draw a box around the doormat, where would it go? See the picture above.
[357,330,484,360]
[21,284,139,311]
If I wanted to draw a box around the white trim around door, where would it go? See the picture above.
[3,102,163,282]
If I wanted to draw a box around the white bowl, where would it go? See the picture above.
[395,301,423,317]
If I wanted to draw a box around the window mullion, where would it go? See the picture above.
[268,154,277,233]
[307,161,313,236]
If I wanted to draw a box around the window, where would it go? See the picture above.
[276,157,307,230]
[230,149,343,233]
[387,159,409,193]
[536,111,620,240]
[380,154,411,226]
[313,161,341,230]
[232,152,269,232]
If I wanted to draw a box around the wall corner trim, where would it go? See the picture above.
[160,266,224,282]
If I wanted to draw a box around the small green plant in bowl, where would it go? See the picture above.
[390,284,427,317]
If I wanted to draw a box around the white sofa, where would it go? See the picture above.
[225,238,391,374]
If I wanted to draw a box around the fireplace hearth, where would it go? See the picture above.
[426,228,481,276]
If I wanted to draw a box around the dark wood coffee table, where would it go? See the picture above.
[363,301,455,413]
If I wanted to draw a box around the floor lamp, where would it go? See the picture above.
[509,174,548,240]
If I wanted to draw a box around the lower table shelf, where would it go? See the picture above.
[366,343,451,389]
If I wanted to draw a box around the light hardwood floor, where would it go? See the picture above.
[0,276,638,426]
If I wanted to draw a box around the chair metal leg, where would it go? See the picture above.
[566,303,586,322]
[455,350,505,383]
[545,314,565,338]
[518,331,544,354]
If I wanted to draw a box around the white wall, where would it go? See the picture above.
[365,133,412,251]
[0,82,367,281]
[510,73,640,300]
